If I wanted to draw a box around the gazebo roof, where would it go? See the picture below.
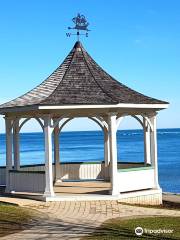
[0,41,168,112]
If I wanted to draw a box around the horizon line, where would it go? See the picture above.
[0,127,179,135]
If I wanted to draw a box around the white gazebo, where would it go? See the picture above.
[0,41,168,203]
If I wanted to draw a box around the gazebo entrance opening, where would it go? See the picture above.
[53,117,111,195]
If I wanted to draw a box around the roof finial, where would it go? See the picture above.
[66,13,90,41]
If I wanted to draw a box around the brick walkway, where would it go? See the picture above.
[1,198,180,239]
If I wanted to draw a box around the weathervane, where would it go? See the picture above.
[66,13,90,40]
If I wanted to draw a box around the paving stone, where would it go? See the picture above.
[1,197,180,239]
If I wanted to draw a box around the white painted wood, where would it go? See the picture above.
[104,128,110,167]
[5,117,13,193]
[142,115,154,131]
[132,115,143,128]
[52,115,68,129]
[59,162,107,180]
[38,103,169,110]
[117,168,154,192]
[19,117,44,131]
[20,164,45,171]
[143,118,151,164]
[116,116,124,130]
[58,118,74,133]
[9,171,45,193]
[54,124,61,181]
[150,114,160,189]
[2,162,156,193]
[108,113,119,195]
[43,116,55,197]
[0,103,169,114]
[13,119,20,170]
[89,116,108,131]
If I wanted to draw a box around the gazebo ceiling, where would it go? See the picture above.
[0,41,168,112]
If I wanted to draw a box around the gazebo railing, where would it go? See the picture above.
[1,161,155,194]
[9,170,45,193]
[117,166,154,192]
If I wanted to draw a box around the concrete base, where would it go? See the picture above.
[118,188,162,205]
[43,194,121,202]
[43,189,162,204]
[4,181,162,205]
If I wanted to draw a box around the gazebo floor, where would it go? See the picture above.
[54,180,111,195]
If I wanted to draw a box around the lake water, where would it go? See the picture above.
[0,128,179,193]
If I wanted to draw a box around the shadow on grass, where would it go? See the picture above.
[0,220,37,237]
[0,202,40,237]
[0,215,179,239]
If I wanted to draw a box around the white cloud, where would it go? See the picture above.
[134,39,142,44]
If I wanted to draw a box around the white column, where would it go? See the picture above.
[43,116,55,197]
[54,123,61,182]
[13,118,20,170]
[143,118,151,165]
[150,113,160,189]
[108,113,119,195]
[5,117,13,193]
[104,127,110,167]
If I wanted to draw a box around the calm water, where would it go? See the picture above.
[0,128,179,193]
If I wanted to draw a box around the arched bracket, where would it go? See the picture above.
[116,114,153,132]
[131,115,144,128]
[57,117,106,135]
[116,114,127,130]
[58,118,74,134]
[142,115,153,132]
[88,117,107,132]
[93,116,109,131]
[19,117,44,132]
[52,115,69,129]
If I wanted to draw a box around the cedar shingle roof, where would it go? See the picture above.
[0,41,168,109]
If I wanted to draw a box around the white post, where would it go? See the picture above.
[43,115,55,197]
[54,123,61,182]
[108,113,119,195]
[104,127,110,167]
[150,113,160,189]
[143,118,151,165]
[13,118,20,170]
[5,117,13,193]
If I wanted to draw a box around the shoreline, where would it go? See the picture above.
[162,192,180,204]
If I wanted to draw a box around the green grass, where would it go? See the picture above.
[83,216,180,240]
[0,202,38,237]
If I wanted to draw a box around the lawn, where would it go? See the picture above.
[84,216,180,240]
[0,202,38,237]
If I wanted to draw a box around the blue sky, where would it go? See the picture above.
[0,0,179,132]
